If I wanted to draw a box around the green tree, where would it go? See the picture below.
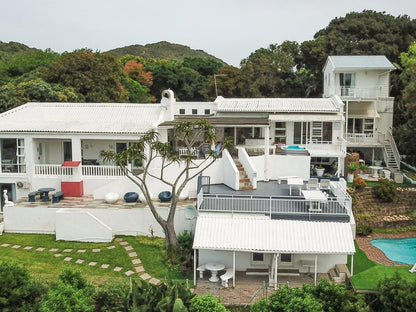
[146,59,208,101]
[103,120,232,248]
[182,57,224,77]
[0,261,46,312]
[40,268,95,312]
[41,49,128,102]
[378,272,416,312]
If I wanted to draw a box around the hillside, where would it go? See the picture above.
[0,41,38,61]
[107,41,225,63]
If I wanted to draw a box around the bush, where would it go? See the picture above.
[356,225,373,236]
[0,261,46,312]
[94,281,130,312]
[352,177,366,191]
[374,178,397,202]
[189,293,228,312]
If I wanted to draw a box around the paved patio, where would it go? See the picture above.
[194,271,331,306]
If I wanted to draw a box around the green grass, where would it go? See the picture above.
[0,233,187,285]
[348,241,416,290]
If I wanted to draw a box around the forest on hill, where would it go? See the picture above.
[1,10,416,160]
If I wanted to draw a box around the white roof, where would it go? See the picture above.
[327,55,395,70]
[215,96,342,113]
[193,213,355,255]
[0,102,163,134]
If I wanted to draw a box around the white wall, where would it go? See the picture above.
[198,250,348,273]
[4,204,197,239]
[251,155,311,181]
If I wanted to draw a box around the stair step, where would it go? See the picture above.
[241,186,253,190]
[329,268,338,279]
[239,178,250,183]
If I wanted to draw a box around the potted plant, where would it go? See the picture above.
[358,163,369,180]
[315,165,325,177]
[347,162,358,183]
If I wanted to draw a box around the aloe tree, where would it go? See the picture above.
[104,119,232,249]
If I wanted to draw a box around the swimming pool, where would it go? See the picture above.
[282,145,306,150]
[370,237,416,265]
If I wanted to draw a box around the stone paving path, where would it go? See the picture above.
[356,232,416,267]
[1,238,161,285]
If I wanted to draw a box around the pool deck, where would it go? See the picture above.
[356,232,416,267]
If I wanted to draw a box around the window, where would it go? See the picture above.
[252,252,265,264]
[280,254,292,264]
[204,109,210,115]
[63,141,72,161]
[1,139,26,173]
[192,109,197,115]
[274,122,286,143]
[348,118,374,134]
[179,108,185,115]
[339,73,355,96]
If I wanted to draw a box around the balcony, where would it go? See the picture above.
[344,133,385,146]
[337,86,388,98]
[197,180,352,223]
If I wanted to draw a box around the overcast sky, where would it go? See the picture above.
[1,0,415,66]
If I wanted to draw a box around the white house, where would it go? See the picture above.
[1,55,400,286]
[323,55,399,169]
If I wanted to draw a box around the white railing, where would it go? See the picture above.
[35,164,74,176]
[306,139,346,154]
[34,164,125,176]
[198,193,348,216]
[82,165,125,176]
[337,86,384,98]
[386,130,400,169]
[329,179,352,213]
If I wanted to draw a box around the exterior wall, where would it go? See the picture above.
[198,250,348,273]
[251,155,311,181]
[4,204,196,238]
[174,102,215,116]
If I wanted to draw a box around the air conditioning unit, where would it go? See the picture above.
[16,181,30,189]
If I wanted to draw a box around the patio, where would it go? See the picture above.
[194,271,331,306]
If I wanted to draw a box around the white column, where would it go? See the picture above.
[193,249,197,285]
[345,101,349,138]
[314,255,318,285]
[274,253,279,290]
[264,126,270,181]
[351,254,354,276]
[232,251,236,287]
[71,137,82,161]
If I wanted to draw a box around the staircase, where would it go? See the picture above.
[383,130,400,170]
[328,264,350,283]
[235,161,253,190]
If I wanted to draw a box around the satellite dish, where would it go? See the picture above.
[185,205,197,220]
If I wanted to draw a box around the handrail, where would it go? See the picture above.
[386,130,401,169]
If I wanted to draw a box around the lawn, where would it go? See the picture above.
[348,241,416,290]
[0,233,187,285]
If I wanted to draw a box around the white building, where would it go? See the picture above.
[1,55,399,286]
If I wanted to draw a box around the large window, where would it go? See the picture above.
[347,118,374,134]
[274,122,286,143]
[340,73,355,96]
[1,139,25,173]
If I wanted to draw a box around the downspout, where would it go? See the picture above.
[233,251,236,287]
[314,255,318,286]
[264,126,270,181]
[193,249,197,285]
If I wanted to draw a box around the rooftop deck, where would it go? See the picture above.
[198,180,351,223]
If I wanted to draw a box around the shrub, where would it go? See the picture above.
[352,177,366,191]
[374,178,397,202]
[0,261,46,312]
[356,225,373,236]
[94,281,130,312]
[189,293,228,312]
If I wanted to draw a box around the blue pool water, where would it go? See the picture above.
[370,237,416,265]
[283,145,306,150]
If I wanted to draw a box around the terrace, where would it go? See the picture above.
[197,179,352,223]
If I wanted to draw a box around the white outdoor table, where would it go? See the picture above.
[205,262,225,282]
[302,190,327,212]
[368,166,383,178]
[287,177,303,196]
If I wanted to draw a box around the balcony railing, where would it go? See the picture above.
[306,139,347,155]
[197,191,348,217]
[34,164,125,177]
[337,86,388,98]
[344,132,385,145]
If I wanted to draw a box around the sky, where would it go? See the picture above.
[1,0,416,67]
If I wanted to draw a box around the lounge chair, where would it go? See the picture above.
[409,263,416,273]
[307,178,319,190]
[319,179,331,191]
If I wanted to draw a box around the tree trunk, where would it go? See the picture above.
[161,220,178,250]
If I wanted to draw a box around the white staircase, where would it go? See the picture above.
[383,131,400,170]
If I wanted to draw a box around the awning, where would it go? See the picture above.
[193,213,355,255]
[269,113,343,122]
[348,103,380,118]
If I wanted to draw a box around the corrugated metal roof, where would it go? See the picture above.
[215,97,341,113]
[193,213,355,255]
[329,55,395,70]
[0,102,163,134]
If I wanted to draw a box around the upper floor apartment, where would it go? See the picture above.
[323,55,396,100]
